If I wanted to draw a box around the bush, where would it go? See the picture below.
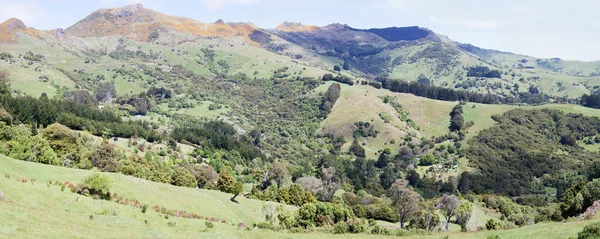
[486,219,500,230]
[141,204,148,214]
[83,170,113,192]
[298,203,317,228]
[419,154,437,166]
[348,218,367,233]
[334,221,349,234]
[371,225,383,234]
[205,221,214,228]
[368,218,376,227]
[579,222,600,239]
[255,221,272,229]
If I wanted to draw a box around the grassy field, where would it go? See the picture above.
[0,155,598,239]
[320,85,456,158]
[320,84,600,162]
[157,101,230,120]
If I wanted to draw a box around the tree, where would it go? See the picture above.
[562,180,586,218]
[288,183,316,206]
[380,166,396,190]
[334,65,341,72]
[321,83,342,116]
[269,162,289,188]
[230,181,244,202]
[195,165,219,189]
[584,179,600,209]
[93,82,117,102]
[406,170,420,186]
[324,83,341,105]
[449,104,464,132]
[89,140,122,172]
[217,170,238,193]
[320,167,341,201]
[389,179,421,228]
[410,201,440,232]
[171,166,197,188]
[417,73,431,85]
[375,152,389,168]
[262,202,277,223]
[437,194,461,231]
[295,176,323,196]
[419,154,438,166]
[349,140,366,158]
[343,60,350,70]
[0,70,10,94]
[455,201,473,232]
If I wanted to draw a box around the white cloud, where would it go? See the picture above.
[201,0,260,10]
[0,0,46,26]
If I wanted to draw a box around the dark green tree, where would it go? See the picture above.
[449,104,464,132]
[349,140,366,158]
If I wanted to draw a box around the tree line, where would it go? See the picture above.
[378,77,505,104]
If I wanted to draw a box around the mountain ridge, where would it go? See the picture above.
[0,4,596,63]
[1,3,600,101]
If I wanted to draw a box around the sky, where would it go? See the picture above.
[1,0,599,61]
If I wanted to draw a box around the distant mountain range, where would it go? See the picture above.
[2,3,600,100]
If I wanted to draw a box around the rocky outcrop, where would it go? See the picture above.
[51,28,67,39]
[3,18,26,31]
[111,3,143,17]
[276,21,318,32]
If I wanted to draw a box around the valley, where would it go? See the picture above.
[1,3,600,239]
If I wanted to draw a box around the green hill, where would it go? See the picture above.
[3,3,600,239]
[1,155,598,239]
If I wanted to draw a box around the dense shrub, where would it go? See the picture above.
[347,218,367,233]
[333,221,349,234]
[83,170,113,193]
[486,218,500,230]
[579,222,600,239]
[170,166,197,188]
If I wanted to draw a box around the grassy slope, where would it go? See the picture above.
[319,85,455,158]
[0,32,333,98]
[0,155,597,239]
[0,155,274,225]
[321,84,600,160]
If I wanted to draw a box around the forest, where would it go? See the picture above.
[462,109,600,197]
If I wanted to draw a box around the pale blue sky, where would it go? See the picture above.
[1,0,599,61]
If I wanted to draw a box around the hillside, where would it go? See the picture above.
[1,155,598,239]
[321,84,600,159]
[66,3,263,44]
[3,3,600,239]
